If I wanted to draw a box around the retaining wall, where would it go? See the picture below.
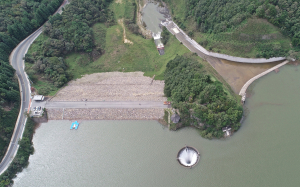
[239,60,289,96]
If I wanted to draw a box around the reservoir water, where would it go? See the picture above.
[13,65,300,186]
[142,3,165,34]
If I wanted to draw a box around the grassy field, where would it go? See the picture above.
[193,18,291,58]
[65,0,191,80]
[25,0,237,98]
[64,22,190,80]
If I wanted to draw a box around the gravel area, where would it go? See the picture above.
[47,108,164,120]
[48,72,166,120]
[52,72,166,101]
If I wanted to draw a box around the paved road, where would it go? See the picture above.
[162,20,286,63]
[0,0,69,175]
[42,101,168,109]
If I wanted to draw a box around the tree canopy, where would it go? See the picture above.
[24,0,115,93]
[0,0,64,176]
[165,0,300,59]
[164,56,243,139]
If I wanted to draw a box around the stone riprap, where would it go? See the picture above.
[48,72,166,120]
[47,108,164,120]
[52,72,166,102]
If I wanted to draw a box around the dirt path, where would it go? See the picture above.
[118,18,133,44]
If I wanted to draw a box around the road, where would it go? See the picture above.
[0,0,69,175]
[162,20,286,63]
[37,101,168,109]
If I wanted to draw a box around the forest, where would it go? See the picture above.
[25,0,115,94]
[0,0,63,161]
[165,0,300,59]
[164,56,243,139]
[0,118,35,186]
[0,0,64,185]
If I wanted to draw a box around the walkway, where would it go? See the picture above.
[33,101,168,109]
[239,60,289,96]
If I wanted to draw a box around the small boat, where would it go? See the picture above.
[70,121,79,130]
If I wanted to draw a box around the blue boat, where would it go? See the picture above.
[70,121,79,130]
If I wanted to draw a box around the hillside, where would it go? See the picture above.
[0,0,64,161]
[164,0,300,59]
[25,0,191,96]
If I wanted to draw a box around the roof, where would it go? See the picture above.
[33,95,44,100]
[171,114,180,123]
[222,126,232,131]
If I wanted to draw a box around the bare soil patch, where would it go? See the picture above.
[118,19,133,44]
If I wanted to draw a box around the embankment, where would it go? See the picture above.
[47,72,166,120]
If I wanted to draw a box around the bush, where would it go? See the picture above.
[38,85,53,95]
[161,27,170,45]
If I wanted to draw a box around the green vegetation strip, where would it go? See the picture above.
[0,118,35,186]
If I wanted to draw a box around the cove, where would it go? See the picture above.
[142,3,165,34]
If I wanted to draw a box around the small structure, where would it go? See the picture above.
[241,93,246,104]
[172,28,180,34]
[70,121,79,130]
[177,146,200,168]
[171,114,180,123]
[33,95,44,101]
[30,106,44,117]
[153,32,164,55]
[222,126,232,137]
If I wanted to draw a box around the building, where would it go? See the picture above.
[171,114,180,123]
[222,126,232,137]
[33,95,44,101]
[153,32,164,55]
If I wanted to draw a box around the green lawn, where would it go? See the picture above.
[192,18,291,58]
[63,0,190,80]
[65,22,190,80]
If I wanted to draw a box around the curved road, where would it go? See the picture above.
[0,0,69,175]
